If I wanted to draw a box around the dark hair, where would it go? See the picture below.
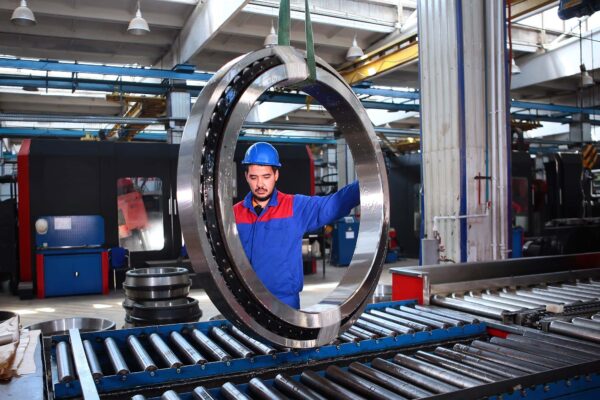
[244,165,279,173]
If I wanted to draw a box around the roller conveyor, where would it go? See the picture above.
[427,279,600,327]
[128,328,600,400]
[46,301,486,399]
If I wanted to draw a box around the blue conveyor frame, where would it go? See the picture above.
[49,300,485,399]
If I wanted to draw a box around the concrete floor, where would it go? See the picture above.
[0,259,417,329]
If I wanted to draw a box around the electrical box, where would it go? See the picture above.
[330,216,359,266]
[35,215,108,298]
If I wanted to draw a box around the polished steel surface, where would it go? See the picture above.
[339,332,359,343]
[210,327,253,358]
[190,329,231,362]
[149,333,182,369]
[490,336,581,365]
[229,325,276,355]
[571,317,600,331]
[549,320,600,342]
[348,362,433,398]
[325,365,401,400]
[522,330,600,353]
[127,335,157,372]
[123,267,191,302]
[82,339,103,380]
[370,309,430,332]
[430,295,506,319]
[398,305,464,326]
[273,374,327,400]
[414,350,502,383]
[433,347,524,379]
[504,334,594,361]
[392,353,483,389]
[178,45,389,348]
[370,357,458,394]
[452,343,548,373]
[221,382,252,400]
[480,293,540,309]
[470,340,565,368]
[124,286,190,301]
[354,318,397,337]
[192,387,216,400]
[161,390,182,400]
[301,370,365,400]
[385,307,449,329]
[105,337,130,375]
[55,341,74,383]
[26,317,115,337]
[170,331,207,365]
[413,305,480,324]
[68,329,100,400]
[359,313,414,335]
[462,295,524,312]
[0,332,13,346]
[248,377,288,400]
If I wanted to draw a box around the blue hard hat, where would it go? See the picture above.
[242,142,282,167]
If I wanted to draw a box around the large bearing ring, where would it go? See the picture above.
[178,46,389,348]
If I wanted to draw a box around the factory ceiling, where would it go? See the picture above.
[0,0,597,144]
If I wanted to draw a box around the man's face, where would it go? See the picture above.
[245,165,279,201]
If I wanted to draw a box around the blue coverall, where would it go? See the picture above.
[233,181,360,309]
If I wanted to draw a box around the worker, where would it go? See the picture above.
[233,142,360,309]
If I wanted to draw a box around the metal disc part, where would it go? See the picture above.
[177,46,389,348]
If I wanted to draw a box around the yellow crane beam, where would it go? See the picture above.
[106,95,166,141]
[339,0,557,85]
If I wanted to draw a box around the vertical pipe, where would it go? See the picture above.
[488,0,498,260]
[497,0,509,259]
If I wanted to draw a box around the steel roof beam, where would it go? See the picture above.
[158,0,249,69]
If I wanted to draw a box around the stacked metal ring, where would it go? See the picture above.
[122,267,202,326]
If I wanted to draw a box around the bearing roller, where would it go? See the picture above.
[178,46,389,348]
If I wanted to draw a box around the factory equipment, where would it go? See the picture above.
[34,215,108,298]
[391,252,600,328]
[15,138,322,299]
[42,301,486,399]
[17,140,182,299]
[125,329,600,400]
[177,46,389,348]
[35,299,600,399]
[122,267,201,326]
[330,216,359,266]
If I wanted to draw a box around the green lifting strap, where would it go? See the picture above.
[278,0,317,82]
[277,0,290,46]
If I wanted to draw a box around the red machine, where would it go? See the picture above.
[117,178,149,240]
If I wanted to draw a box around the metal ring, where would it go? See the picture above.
[178,46,389,348]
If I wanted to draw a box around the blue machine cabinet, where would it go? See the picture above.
[330,216,359,266]
[35,215,108,298]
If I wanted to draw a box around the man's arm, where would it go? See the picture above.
[295,181,360,233]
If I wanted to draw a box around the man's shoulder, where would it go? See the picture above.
[233,200,253,224]
[233,200,246,212]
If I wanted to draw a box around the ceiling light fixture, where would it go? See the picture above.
[346,34,364,61]
[11,0,36,26]
[578,20,594,88]
[580,64,595,87]
[128,1,150,36]
[264,21,278,47]
[511,58,521,75]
